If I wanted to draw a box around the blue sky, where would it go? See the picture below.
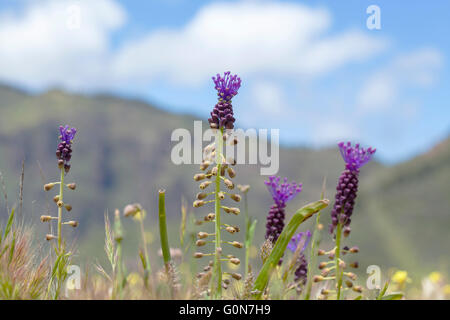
[0,0,449,163]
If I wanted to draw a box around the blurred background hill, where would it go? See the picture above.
[0,84,448,277]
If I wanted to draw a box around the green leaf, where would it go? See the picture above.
[252,199,329,299]
[381,292,403,300]
[2,208,15,242]
[376,281,390,300]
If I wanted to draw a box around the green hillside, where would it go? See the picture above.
[0,84,448,277]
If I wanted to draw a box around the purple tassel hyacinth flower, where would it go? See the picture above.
[288,230,312,285]
[329,142,376,235]
[265,176,302,242]
[208,71,241,130]
[56,125,77,173]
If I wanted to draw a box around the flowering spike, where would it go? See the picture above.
[56,125,77,172]
[265,176,302,242]
[330,142,375,235]
[208,71,241,130]
[338,141,376,172]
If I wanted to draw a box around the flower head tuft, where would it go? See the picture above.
[265,176,302,207]
[287,230,312,253]
[59,125,77,144]
[338,142,376,172]
[212,71,241,101]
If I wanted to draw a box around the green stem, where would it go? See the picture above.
[304,210,321,300]
[335,222,343,300]
[158,189,171,266]
[139,217,152,274]
[57,168,64,254]
[211,127,224,299]
[244,192,249,278]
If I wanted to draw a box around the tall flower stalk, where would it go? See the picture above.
[193,72,242,299]
[41,125,78,298]
[330,142,376,299]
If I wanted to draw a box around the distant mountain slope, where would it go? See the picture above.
[0,84,448,275]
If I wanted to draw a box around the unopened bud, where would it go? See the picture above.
[64,204,72,212]
[67,221,78,228]
[40,215,52,222]
[205,213,215,221]
[67,183,76,190]
[352,285,363,293]
[229,207,240,215]
[194,173,206,181]
[227,167,236,178]
[346,272,357,280]
[200,161,211,171]
[231,273,242,280]
[194,252,204,258]
[318,249,326,256]
[339,260,346,269]
[211,167,218,176]
[230,258,240,265]
[193,200,205,208]
[349,246,359,253]
[226,226,236,234]
[44,183,55,191]
[199,181,212,190]
[58,160,64,169]
[230,194,241,202]
[321,268,330,277]
[321,289,330,295]
[319,262,328,270]
[224,179,234,190]
[53,195,60,203]
[231,241,243,249]
[46,234,56,241]
[313,275,324,283]
[196,240,206,247]
[343,226,351,237]
[350,261,359,269]
[345,280,353,288]
[197,232,209,239]
[196,192,208,200]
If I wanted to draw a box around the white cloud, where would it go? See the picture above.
[0,0,387,91]
[112,1,387,86]
[249,81,287,116]
[0,0,126,90]
[357,48,443,112]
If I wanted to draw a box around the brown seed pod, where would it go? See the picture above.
[40,215,52,223]
[197,232,209,239]
[199,181,212,190]
[196,192,208,200]
[194,173,206,181]
[44,183,54,191]
[230,194,241,202]
[67,183,77,190]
